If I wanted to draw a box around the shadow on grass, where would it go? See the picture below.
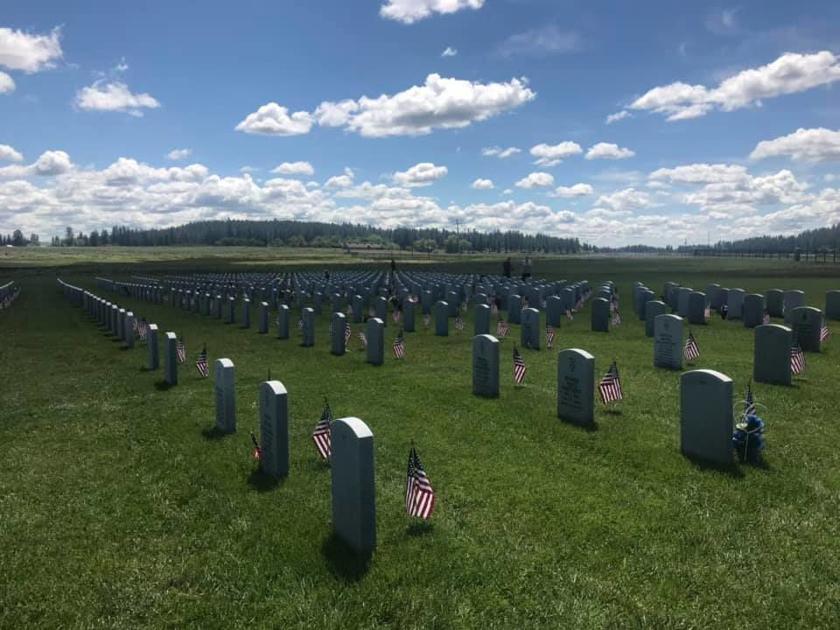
[406,520,434,537]
[321,533,372,582]
[154,380,175,391]
[247,468,283,492]
[139,365,155,372]
[685,455,745,478]
[201,426,231,441]
[561,419,599,432]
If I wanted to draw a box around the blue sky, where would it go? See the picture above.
[1,0,839,245]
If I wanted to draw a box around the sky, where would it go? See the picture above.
[1,0,839,246]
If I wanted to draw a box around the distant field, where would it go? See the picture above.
[1,255,839,627]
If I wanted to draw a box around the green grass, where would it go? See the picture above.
[1,255,839,628]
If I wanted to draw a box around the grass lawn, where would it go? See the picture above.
[1,252,838,628]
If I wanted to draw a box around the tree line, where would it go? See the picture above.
[13,219,586,253]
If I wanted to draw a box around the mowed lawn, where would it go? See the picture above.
[1,254,839,628]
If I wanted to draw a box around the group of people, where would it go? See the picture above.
[502,256,533,281]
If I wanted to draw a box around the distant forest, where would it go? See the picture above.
[679,223,840,253]
[26,220,587,254]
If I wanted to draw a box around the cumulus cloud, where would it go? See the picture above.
[585,142,635,160]
[0,27,62,73]
[271,161,315,176]
[441,46,458,57]
[630,51,840,121]
[482,146,521,159]
[75,81,161,116]
[325,168,355,188]
[0,71,14,93]
[380,0,484,24]
[393,162,448,187]
[550,183,593,198]
[0,144,23,162]
[649,163,748,184]
[498,25,581,57]
[235,102,313,136]
[750,128,840,162]
[0,149,72,178]
[605,110,630,124]
[515,172,554,188]
[167,148,192,161]
[471,178,494,189]
[322,74,535,137]
[529,142,582,167]
[596,187,652,212]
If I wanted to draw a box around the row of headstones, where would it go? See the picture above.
[60,280,184,387]
[212,359,376,553]
[0,280,21,309]
[471,334,753,465]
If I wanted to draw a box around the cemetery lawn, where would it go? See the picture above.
[2,255,839,628]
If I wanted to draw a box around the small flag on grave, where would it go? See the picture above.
[513,345,527,385]
[497,319,510,338]
[743,382,757,418]
[820,323,831,343]
[545,325,556,349]
[393,309,402,323]
[176,337,186,364]
[611,310,622,326]
[393,329,406,359]
[683,331,700,362]
[704,306,711,321]
[312,401,333,460]
[358,331,367,348]
[345,322,352,343]
[455,315,465,331]
[598,361,623,404]
[762,311,771,325]
[250,431,262,462]
[406,446,436,520]
[565,308,574,321]
[423,314,431,328]
[195,344,209,377]
[790,343,806,375]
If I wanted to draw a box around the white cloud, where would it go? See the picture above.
[441,46,458,57]
[0,27,62,73]
[750,128,840,162]
[75,81,160,116]
[0,149,73,178]
[167,148,192,161]
[235,102,314,136]
[631,51,840,121]
[529,141,582,167]
[585,142,635,160]
[498,25,581,57]
[324,168,355,188]
[605,110,630,124]
[471,178,494,190]
[271,161,315,176]
[0,71,14,93]
[596,187,652,212]
[321,74,535,137]
[393,162,448,187]
[515,172,554,188]
[550,183,593,198]
[380,0,484,24]
[0,144,23,162]
[482,146,521,159]
[650,163,748,184]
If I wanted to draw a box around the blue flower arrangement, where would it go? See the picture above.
[733,414,765,464]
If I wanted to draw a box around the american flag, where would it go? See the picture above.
[423,314,430,328]
[821,323,831,342]
[598,361,623,404]
[762,311,771,325]
[250,431,262,462]
[683,331,700,362]
[611,310,622,326]
[565,309,574,321]
[195,344,209,377]
[392,309,401,323]
[704,306,711,321]
[138,319,148,340]
[393,329,406,359]
[369,307,376,318]
[297,318,304,330]
[496,319,510,337]
[405,447,436,520]
[455,315,465,331]
[176,338,186,363]
[791,344,805,375]
[490,303,499,316]
[312,401,332,460]
[344,322,352,343]
[575,297,584,311]
[358,331,367,348]
[513,345,527,385]
[545,325,556,349]
[743,383,757,418]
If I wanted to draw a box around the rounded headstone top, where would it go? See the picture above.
[558,347,594,360]
[681,368,732,384]
[215,358,234,369]
[148,323,158,331]
[473,333,500,344]
[261,380,287,395]
[333,417,373,440]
